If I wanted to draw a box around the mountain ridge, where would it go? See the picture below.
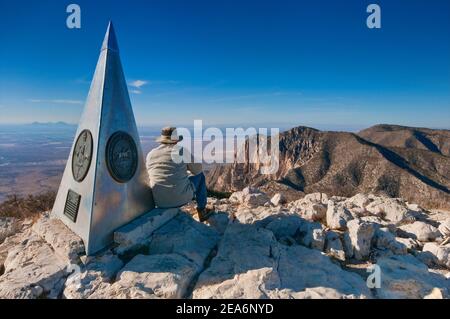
[207,124,450,209]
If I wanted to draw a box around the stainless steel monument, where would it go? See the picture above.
[52,22,154,255]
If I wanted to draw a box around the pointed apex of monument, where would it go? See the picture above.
[101,21,119,52]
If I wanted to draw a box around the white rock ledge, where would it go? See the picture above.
[114,208,179,255]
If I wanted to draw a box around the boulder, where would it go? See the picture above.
[296,221,325,251]
[422,243,450,269]
[324,231,346,261]
[268,245,372,299]
[438,218,450,238]
[365,197,413,223]
[147,212,220,268]
[263,214,325,249]
[229,187,270,208]
[32,216,85,263]
[63,251,124,299]
[302,193,329,205]
[192,223,280,299]
[376,254,449,299]
[233,206,287,225]
[374,228,407,255]
[265,215,305,243]
[302,204,327,222]
[330,195,347,202]
[288,193,328,222]
[398,221,441,242]
[395,237,421,251]
[346,193,371,208]
[0,217,18,244]
[90,254,199,299]
[270,193,286,206]
[0,230,68,298]
[326,201,353,230]
[347,219,376,260]
[342,232,354,259]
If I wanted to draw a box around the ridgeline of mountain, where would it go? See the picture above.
[359,124,450,157]
[207,125,450,209]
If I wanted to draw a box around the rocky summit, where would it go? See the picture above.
[207,124,450,209]
[0,189,449,299]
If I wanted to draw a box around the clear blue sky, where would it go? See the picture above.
[0,0,449,130]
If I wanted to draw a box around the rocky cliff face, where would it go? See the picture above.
[0,189,449,299]
[207,125,450,209]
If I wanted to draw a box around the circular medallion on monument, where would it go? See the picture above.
[72,129,93,182]
[106,131,138,183]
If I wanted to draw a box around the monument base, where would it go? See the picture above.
[113,208,180,255]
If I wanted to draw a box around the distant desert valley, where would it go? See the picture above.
[0,122,160,203]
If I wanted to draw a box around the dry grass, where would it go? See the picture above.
[0,191,56,219]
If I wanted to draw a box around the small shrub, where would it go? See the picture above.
[0,191,56,219]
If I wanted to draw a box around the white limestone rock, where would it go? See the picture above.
[63,251,124,299]
[90,254,199,299]
[269,245,372,299]
[147,212,220,268]
[376,254,449,299]
[264,214,325,250]
[395,237,422,251]
[265,214,304,241]
[345,193,371,209]
[233,205,287,225]
[347,219,376,260]
[192,223,280,299]
[326,200,353,230]
[114,208,179,255]
[32,216,85,263]
[192,222,371,299]
[365,197,413,223]
[270,193,286,206]
[374,228,407,255]
[398,221,441,242]
[422,243,450,269]
[302,204,327,222]
[288,193,328,222]
[229,187,270,208]
[0,230,67,299]
[324,231,346,261]
[438,218,450,238]
[297,221,325,251]
[0,217,18,244]
[302,192,329,205]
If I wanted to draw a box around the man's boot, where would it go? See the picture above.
[197,207,214,222]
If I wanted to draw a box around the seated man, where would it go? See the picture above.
[146,127,213,222]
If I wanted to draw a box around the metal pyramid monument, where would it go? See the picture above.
[52,22,154,255]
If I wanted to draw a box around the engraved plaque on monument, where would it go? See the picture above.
[52,22,154,255]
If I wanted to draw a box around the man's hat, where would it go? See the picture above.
[156,126,183,144]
